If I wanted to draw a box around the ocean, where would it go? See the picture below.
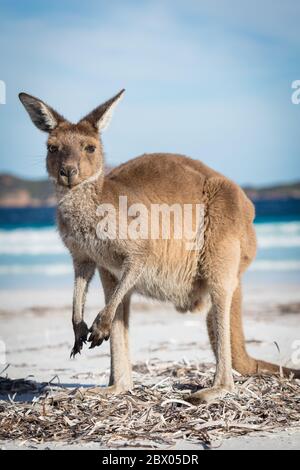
[0,200,299,290]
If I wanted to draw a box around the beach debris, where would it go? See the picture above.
[0,360,299,448]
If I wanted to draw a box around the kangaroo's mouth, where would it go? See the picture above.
[52,168,103,190]
[58,179,80,189]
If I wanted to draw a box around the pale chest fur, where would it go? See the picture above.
[57,185,124,272]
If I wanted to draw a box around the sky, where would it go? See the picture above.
[0,0,299,186]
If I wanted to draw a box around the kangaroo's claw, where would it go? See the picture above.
[70,321,89,358]
[88,315,111,349]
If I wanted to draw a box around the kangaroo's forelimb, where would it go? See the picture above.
[88,259,144,349]
[70,259,96,358]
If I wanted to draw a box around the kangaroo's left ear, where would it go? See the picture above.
[80,89,125,132]
[19,92,66,132]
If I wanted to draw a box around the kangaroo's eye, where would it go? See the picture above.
[48,145,59,153]
[85,145,96,154]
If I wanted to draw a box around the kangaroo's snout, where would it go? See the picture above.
[59,165,79,187]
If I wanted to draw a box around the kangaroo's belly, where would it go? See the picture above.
[105,251,208,313]
[135,267,210,314]
[135,267,192,307]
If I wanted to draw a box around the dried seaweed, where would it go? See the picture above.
[0,360,299,448]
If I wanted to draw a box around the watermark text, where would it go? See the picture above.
[0,80,6,104]
[291,340,300,366]
[0,340,6,365]
[96,196,205,251]
[291,80,300,105]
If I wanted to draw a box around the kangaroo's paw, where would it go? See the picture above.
[188,385,235,405]
[70,321,89,358]
[88,311,111,349]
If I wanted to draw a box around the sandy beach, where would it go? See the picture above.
[0,281,299,450]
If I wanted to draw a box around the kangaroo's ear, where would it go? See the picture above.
[19,93,65,132]
[80,89,125,132]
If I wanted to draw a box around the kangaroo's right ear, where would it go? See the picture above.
[19,93,65,132]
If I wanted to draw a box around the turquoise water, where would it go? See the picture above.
[0,206,299,289]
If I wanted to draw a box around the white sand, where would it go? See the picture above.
[0,283,300,450]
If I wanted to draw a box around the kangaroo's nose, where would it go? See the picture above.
[60,167,78,178]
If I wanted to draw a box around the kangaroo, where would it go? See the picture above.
[19,90,300,403]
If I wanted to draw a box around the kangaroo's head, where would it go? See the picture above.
[19,90,124,188]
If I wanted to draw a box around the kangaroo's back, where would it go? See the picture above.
[106,152,256,268]
[107,152,222,192]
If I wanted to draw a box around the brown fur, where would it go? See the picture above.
[19,90,300,404]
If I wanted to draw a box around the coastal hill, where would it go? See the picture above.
[0,173,300,208]
[0,174,55,207]
[244,183,300,201]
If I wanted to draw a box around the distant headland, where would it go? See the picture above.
[0,172,299,208]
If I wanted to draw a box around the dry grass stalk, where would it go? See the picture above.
[0,360,299,448]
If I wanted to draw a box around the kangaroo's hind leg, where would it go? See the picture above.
[190,240,240,404]
[108,290,133,391]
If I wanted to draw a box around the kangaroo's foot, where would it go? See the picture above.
[70,321,89,358]
[88,309,112,349]
[188,383,235,405]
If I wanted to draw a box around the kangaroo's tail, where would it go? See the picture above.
[207,282,300,379]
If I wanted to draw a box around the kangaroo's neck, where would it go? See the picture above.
[55,172,105,236]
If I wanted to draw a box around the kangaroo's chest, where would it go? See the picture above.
[57,191,122,269]
[59,216,124,275]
